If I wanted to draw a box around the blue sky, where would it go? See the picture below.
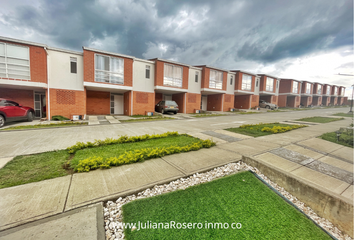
[1,0,353,96]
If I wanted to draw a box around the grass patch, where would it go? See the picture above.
[319,132,353,148]
[237,111,261,114]
[2,121,87,131]
[225,123,306,137]
[131,115,157,118]
[332,112,353,118]
[0,150,69,189]
[70,135,202,170]
[191,114,227,118]
[120,117,174,123]
[267,109,285,112]
[52,115,70,121]
[296,116,344,123]
[122,171,331,239]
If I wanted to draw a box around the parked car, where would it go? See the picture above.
[0,98,35,128]
[155,100,179,114]
[259,100,278,110]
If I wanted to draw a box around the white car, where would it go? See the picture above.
[259,100,278,110]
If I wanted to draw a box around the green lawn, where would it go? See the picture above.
[332,112,353,118]
[122,171,331,239]
[0,150,69,189]
[319,132,353,148]
[225,123,306,137]
[296,116,344,123]
[2,122,87,131]
[70,135,202,169]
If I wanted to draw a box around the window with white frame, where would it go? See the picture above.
[95,54,124,84]
[164,64,182,87]
[241,74,252,90]
[292,82,298,93]
[317,85,322,94]
[0,42,30,80]
[145,65,150,79]
[195,72,198,83]
[266,77,274,91]
[306,83,311,94]
[326,87,330,95]
[209,70,223,89]
[334,87,338,95]
[70,57,77,74]
[230,75,233,85]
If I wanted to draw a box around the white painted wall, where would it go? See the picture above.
[48,50,84,91]
[188,68,202,93]
[226,72,235,94]
[133,59,155,93]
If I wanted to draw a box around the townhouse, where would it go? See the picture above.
[278,79,301,108]
[0,36,348,120]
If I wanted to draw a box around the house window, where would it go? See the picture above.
[256,80,258,87]
[209,70,223,89]
[0,42,30,80]
[70,57,77,74]
[292,82,298,93]
[95,54,124,84]
[195,72,198,83]
[334,87,338,95]
[241,74,252,90]
[230,76,233,85]
[306,83,311,94]
[164,63,182,87]
[317,85,322,95]
[266,77,274,91]
[145,65,150,79]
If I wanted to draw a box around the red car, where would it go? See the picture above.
[0,98,35,128]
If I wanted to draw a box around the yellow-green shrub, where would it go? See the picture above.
[261,125,306,133]
[75,139,215,172]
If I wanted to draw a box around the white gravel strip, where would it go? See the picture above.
[104,161,352,240]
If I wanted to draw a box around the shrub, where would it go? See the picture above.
[75,140,216,172]
[261,125,307,134]
[52,115,70,121]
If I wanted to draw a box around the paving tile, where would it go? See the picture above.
[202,131,243,142]
[188,132,227,145]
[0,157,13,169]
[65,158,184,210]
[253,152,302,172]
[330,147,353,164]
[317,156,353,173]
[297,138,344,154]
[290,166,350,195]
[305,161,353,184]
[217,139,280,156]
[0,175,71,231]
[341,185,353,200]
[283,144,325,160]
[269,148,315,165]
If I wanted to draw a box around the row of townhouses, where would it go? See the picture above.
[0,36,348,119]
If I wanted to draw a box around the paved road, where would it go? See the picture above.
[0,107,351,158]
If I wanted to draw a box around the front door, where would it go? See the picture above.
[34,92,45,118]
[114,94,124,114]
[201,96,207,111]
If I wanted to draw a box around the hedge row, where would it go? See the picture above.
[261,125,307,133]
[66,131,179,154]
[75,140,215,172]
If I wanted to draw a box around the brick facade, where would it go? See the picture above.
[222,94,234,111]
[124,91,132,115]
[86,90,110,115]
[0,88,34,108]
[50,88,86,119]
[186,93,201,113]
[207,94,223,111]
[278,95,287,107]
[133,91,154,115]
[235,72,255,92]
[234,95,250,109]
[154,60,188,89]
[172,93,185,113]
[250,95,259,108]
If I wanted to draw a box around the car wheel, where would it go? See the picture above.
[0,115,5,128]
[161,109,165,114]
[265,105,270,109]
[27,111,34,122]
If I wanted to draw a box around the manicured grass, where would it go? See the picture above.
[120,117,174,123]
[296,116,344,123]
[237,111,261,114]
[0,150,69,189]
[319,132,353,148]
[267,109,285,112]
[70,135,201,169]
[2,122,88,131]
[122,171,331,240]
[225,123,306,137]
[191,114,227,118]
[332,112,353,118]
[131,115,157,118]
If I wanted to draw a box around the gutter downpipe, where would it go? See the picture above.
[44,47,50,121]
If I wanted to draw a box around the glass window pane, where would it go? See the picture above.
[0,56,4,63]
[0,43,4,56]
[7,44,29,59]
[7,58,29,66]
[8,74,30,80]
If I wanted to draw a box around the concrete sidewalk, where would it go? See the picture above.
[0,117,352,238]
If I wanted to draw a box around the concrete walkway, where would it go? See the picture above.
[0,113,352,238]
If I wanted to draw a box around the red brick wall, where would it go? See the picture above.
[0,88,34,108]
[338,97,344,105]
[222,72,227,91]
[83,49,133,87]
[279,80,291,93]
[50,88,86,119]
[250,95,259,108]
[343,97,348,105]
[172,93,185,113]
[272,96,278,105]
[260,76,276,93]
[155,93,163,105]
[235,72,255,92]
[154,60,188,89]
[223,94,234,111]
[312,96,322,106]
[278,95,287,107]
[322,96,330,106]
[330,97,338,105]
[186,93,201,113]
[124,91,131,115]
[0,41,47,83]
[300,96,311,106]
[207,94,223,111]
[133,91,154,115]
[234,95,250,109]
[201,67,209,89]
[301,82,313,94]
[86,90,110,115]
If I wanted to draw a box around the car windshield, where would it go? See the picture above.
[165,101,178,106]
